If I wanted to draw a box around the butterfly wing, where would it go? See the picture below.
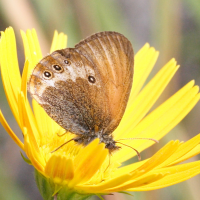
[28,31,134,136]
[74,31,134,134]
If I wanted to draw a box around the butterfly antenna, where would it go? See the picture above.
[104,153,111,173]
[116,138,159,143]
[51,138,74,153]
[115,141,141,160]
[56,132,67,137]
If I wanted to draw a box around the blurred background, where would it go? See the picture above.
[0,0,200,199]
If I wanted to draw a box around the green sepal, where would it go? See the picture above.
[20,152,32,165]
[95,194,104,200]
[35,169,54,200]
[35,170,93,200]
[57,187,93,200]
[119,191,133,196]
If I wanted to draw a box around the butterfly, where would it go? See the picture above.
[28,31,134,153]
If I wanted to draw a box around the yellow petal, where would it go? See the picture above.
[18,91,41,152]
[114,81,200,162]
[21,29,43,77]
[23,127,45,173]
[160,133,200,166]
[50,31,67,53]
[1,27,21,93]
[50,30,58,53]
[75,141,180,193]
[25,29,42,66]
[69,139,108,187]
[106,173,165,192]
[129,43,159,100]
[31,29,43,60]
[45,155,74,184]
[32,99,62,139]
[116,58,178,138]
[132,160,200,191]
[0,110,24,150]
[0,30,21,126]
[173,144,200,165]
[21,60,29,99]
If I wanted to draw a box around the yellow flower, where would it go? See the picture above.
[1,27,200,199]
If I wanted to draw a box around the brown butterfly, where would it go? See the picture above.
[28,31,134,153]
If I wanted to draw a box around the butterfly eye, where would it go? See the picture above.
[43,71,53,79]
[88,75,96,83]
[64,60,71,65]
[53,64,64,72]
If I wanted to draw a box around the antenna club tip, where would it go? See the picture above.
[154,139,159,143]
